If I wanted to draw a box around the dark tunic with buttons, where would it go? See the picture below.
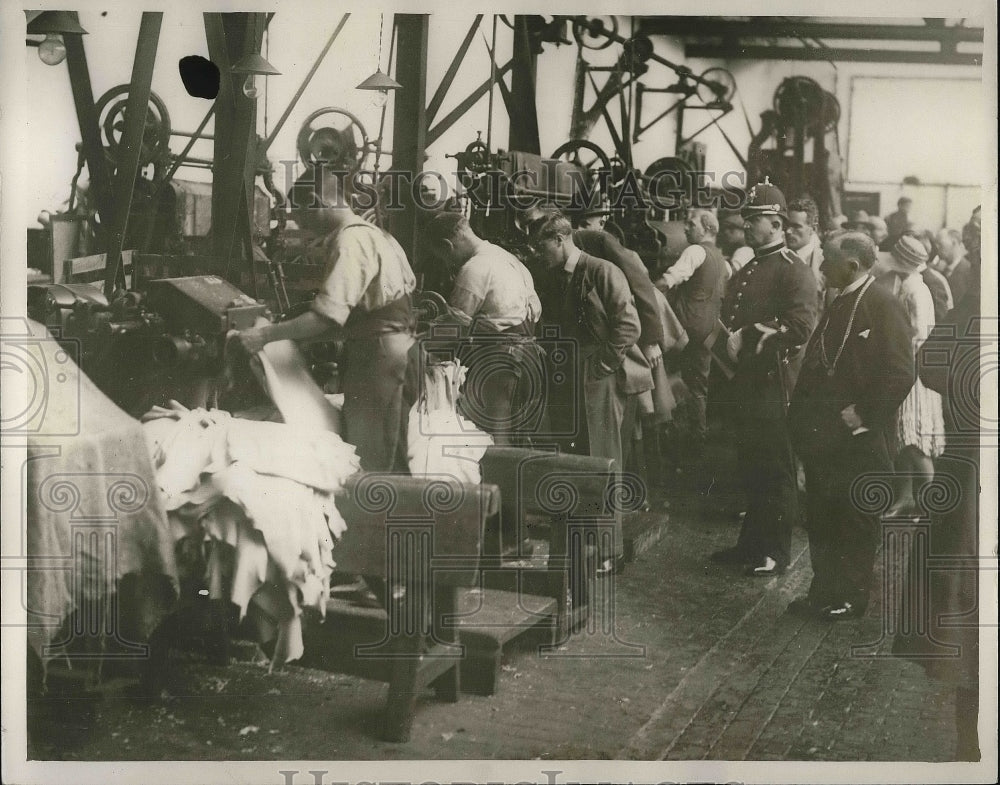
[715,239,819,568]
[717,239,819,418]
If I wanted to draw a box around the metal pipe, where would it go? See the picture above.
[685,43,982,66]
[161,103,216,185]
[261,14,350,155]
[170,129,216,139]
[639,17,985,42]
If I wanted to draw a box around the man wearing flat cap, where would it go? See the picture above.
[710,178,819,576]
[571,196,613,233]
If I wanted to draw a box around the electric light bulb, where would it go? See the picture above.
[371,89,389,108]
[242,74,259,99]
[38,34,67,66]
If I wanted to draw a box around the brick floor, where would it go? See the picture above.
[26,450,975,768]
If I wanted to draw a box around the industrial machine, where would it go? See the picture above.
[747,76,844,225]
[28,272,269,415]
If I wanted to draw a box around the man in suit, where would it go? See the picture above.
[525,205,665,371]
[788,231,915,619]
[526,206,665,485]
[710,179,820,576]
[653,208,727,455]
[934,227,974,308]
[528,210,653,469]
[528,210,653,571]
[884,196,914,249]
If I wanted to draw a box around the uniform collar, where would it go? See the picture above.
[752,239,786,258]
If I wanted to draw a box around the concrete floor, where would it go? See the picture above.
[27,442,984,776]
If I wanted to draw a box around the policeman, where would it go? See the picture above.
[710,178,819,576]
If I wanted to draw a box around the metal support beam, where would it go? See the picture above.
[63,13,114,249]
[684,43,982,66]
[205,12,267,292]
[390,14,429,259]
[425,60,513,147]
[103,12,163,297]
[261,13,351,155]
[426,14,483,126]
[509,16,540,154]
[639,16,985,43]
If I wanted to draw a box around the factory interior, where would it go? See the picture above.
[1,4,996,780]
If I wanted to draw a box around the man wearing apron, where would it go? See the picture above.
[238,164,416,472]
[424,211,543,445]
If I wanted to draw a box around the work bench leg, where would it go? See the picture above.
[430,585,460,702]
[383,629,422,743]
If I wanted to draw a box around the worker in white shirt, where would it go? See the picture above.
[717,208,755,278]
[653,209,728,454]
[425,211,544,444]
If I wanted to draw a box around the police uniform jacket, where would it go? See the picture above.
[718,239,819,418]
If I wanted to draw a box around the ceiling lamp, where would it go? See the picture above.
[356,12,401,108]
[25,10,88,66]
[356,69,402,108]
[231,52,280,99]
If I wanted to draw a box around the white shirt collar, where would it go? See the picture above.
[564,245,582,275]
[800,232,821,257]
[840,273,871,296]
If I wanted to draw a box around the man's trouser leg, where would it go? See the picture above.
[584,362,626,560]
[804,431,889,610]
[680,341,712,452]
[832,431,890,610]
[342,334,413,473]
[803,461,838,608]
[734,415,796,568]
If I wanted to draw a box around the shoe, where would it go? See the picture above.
[710,546,748,565]
[820,601,863,621]
[596,557,626,577]
[745,556,786,576]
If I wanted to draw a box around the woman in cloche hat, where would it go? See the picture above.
[876,231,946,517]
